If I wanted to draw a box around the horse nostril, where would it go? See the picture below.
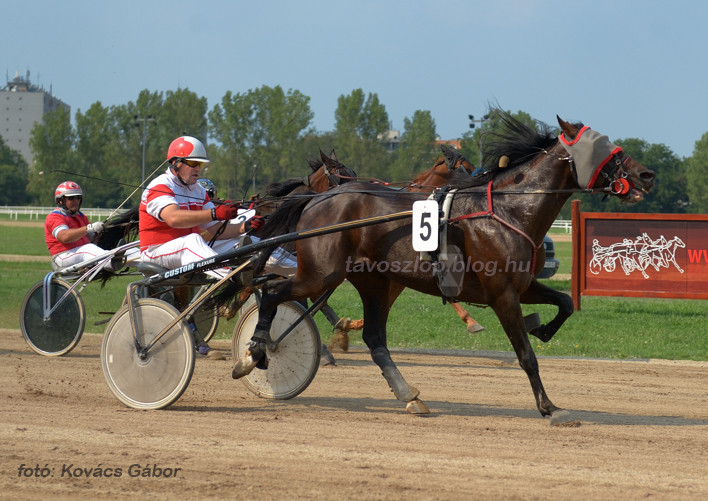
[641,171,656,183]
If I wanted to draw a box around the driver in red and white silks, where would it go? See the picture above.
[139,136,296,279]
[45,181,140,270]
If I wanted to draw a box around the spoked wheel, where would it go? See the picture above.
[123,284,219,342]
[232,301,320,400]
[189,285,219,343]
[101,298,195,410]
[20,278,85,356]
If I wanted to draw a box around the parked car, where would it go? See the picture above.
[538,235,560,279]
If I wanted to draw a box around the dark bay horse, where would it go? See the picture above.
[384,145,486,334]
[326,145,485,353]
[252,150,357,218]
[234,112,656,423]
[215,151,358,339]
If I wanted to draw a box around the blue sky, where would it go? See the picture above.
[3,0,706,158]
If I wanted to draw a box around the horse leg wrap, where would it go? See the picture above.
[231,334,268,379]
[523,313,541,332]
[371,347,419,402]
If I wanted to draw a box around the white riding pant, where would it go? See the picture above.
[51,244,142,271]
[140,233,296,279]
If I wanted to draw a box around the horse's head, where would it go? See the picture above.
[441,144,476,174]
[557,117,655,203]
[409,146,476,190]
[313,149,357,189]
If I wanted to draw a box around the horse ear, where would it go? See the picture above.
[557,115,579,139]
[329,149,338,162]
[320,149,335,167]
[442,144,458,171]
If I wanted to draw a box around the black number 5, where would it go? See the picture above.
[419,212,431,241]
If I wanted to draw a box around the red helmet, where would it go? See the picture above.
[166,136,210,164]
[55,181,83,204]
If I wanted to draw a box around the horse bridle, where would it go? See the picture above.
[596,154,634,196]
[305,163,357,188]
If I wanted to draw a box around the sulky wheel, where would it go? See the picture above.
[232,301,320,400]
[188,285,219,343]
[122,284,219,343]
[101,298,195,410]
[20,278,85,356]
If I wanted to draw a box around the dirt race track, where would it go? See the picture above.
[1,328,706,500]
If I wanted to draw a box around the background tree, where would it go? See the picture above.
[686,131,708,213]
[389,110,438,181]
[0,135,28,205]
[209,85,314,199]
[332,89,389,178]
[74,102,123,207]
[19,86,703,217]
[108,90,168,206]
[102,89,209,207]
[28,107,75,205]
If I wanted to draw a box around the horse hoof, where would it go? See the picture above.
[320,344,337,366]
[407,385,421,400]
[218,304,238,321]
[334,317,351,331]
[406,399,430,415]
[328,329,349,353]
[549,409,580,427]
[232,351,260,379]
[467,321,485,334]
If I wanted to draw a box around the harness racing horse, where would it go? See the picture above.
[326,145,486,353]
[211,151,358,364]
[234,112,656,423]
[256,150,357,214]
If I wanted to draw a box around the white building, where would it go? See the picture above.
[0,71,70,166]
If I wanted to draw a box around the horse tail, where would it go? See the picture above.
[96,206,139,250]
[253,192,313,274]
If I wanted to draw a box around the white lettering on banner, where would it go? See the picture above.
[589,233,685,279]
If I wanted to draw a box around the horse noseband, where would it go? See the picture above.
[600,155,635,195]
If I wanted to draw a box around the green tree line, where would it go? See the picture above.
[1,85,706,216]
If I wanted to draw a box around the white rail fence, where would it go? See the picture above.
[1,206,574,233]
[0,206,119,221]
[550,219,572,233]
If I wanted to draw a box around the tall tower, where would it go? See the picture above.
[0,70,70,167]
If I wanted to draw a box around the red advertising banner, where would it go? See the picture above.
[571,200,708,309]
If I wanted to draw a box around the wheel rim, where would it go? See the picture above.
[232,302,320,400]
[101,299,194,409]
[20,279,85,356]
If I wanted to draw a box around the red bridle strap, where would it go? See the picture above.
[447,181,542,278]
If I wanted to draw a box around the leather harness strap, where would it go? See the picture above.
[447,181,542,278]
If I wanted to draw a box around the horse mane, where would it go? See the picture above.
[253,193,314,273]
[449,110,557,191]
[259,157,324,198]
